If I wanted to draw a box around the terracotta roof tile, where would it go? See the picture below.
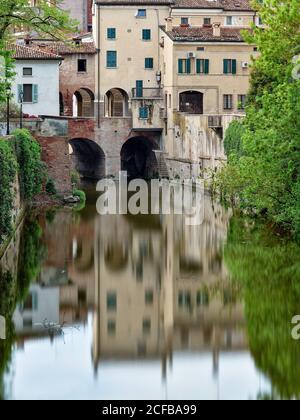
[8,44,62,60]
[163,26,249,42]
[172,0,253,10]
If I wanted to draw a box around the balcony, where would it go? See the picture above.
[208,116,222,128]
[132,87,163,100]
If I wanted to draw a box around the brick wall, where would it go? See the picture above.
[36,136,72,194]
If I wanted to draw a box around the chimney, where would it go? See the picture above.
[165,17,173,32]
[213,23,221,37]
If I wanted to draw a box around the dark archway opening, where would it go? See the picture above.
[179,91,203,114]
[73,88,95,117]
[69,138,105,179]
[121,136,159,179]
[59,92,64,116]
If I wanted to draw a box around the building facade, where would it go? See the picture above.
[12,44,61,117]
[91,0,258,179]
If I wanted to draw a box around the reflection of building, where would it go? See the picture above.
[9,194,246,380]
[13,285,59,336]
[92,196,247,376]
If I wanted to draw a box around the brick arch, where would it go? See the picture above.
[69,137,106,179]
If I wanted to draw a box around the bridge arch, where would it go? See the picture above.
[121,136,159,179]
[69,138,106,180]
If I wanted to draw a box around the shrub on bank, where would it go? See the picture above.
[0,129,44,243]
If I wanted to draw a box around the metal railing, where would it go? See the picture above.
[208,115,222,128]
[132,87,163,99]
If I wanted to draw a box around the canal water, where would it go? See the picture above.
[1,183,300,400]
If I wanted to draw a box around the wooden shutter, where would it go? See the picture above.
[223,59,228,74]
[178,59,183,74]
[32,84,38,103]
[17,84,23,103]
[204,59,209,74]
[232,59,237,74]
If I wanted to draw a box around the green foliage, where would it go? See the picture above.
[0,1,77,43]
[45,177,57,196]
[71,170,80,187]
[0,47,15,105]
[13,129,45,200]
[225,217,300,399]
[224,120,245,159]
[0,139,17,241]
[245,0,300,103]
[0,217,45,399]
[215,0,300,239]
[0,100,20,120]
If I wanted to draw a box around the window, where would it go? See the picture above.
[197,47,205,51]
[137,9,146,18]
[139,106,149,119]
[107,320,116,336]
[178,58,191,74]
[223,59,237,74]
[77,59,87,72]
[203,17,211,26]
[181,17,189,25]
[178,291,191,308]
[226,16,233,25]
[107,292,117,311]
[197,290,209,306]
[145,290,154,305]
[107,28,116,39]
[23,67,32,76]
[143,318,151,335]
[142,29,151,41]
[196,59,209,74]
[19,84,38,103]
[238,94,247,110]
[223,94,233,110]
[106,51,117,68]
[145,57,153,69]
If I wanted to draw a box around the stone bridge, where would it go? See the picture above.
[24,116,164,193]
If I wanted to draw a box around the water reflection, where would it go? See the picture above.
[0,186,299,399]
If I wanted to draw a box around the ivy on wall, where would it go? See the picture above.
[12,129,45,200]
[0,129,45,244]
[0,139,17,241]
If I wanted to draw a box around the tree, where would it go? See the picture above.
[0,0,77,43]
[216,0,300,240]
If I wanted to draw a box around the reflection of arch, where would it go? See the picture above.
[121,136,159,179]
[59,92,64,116]
[69,138,106,179]
[73,88,95,117]
[104,243,128,272]
[179,91,203,114]
[105,88,129,117]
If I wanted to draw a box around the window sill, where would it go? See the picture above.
[106,67,118,69]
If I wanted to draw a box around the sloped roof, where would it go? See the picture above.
[172,0,253,11]
[10,44,62,60]
[95,0,173,4]
[35,41,97,56]
[163,26,248,42]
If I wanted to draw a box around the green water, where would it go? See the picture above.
[0,184,300,400]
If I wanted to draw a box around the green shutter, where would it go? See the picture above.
[107,51,117,68]
[205,59,209,74]
[224,59,228,74]
[17,84,23,103]
[143,29,151,40]
[232,59,237,74]
[136,80,143,97]
[186,58,191,74]
[107,28,116,39]
[178,59,183,74]
[32,85,38,103]
[196,59,200,74]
